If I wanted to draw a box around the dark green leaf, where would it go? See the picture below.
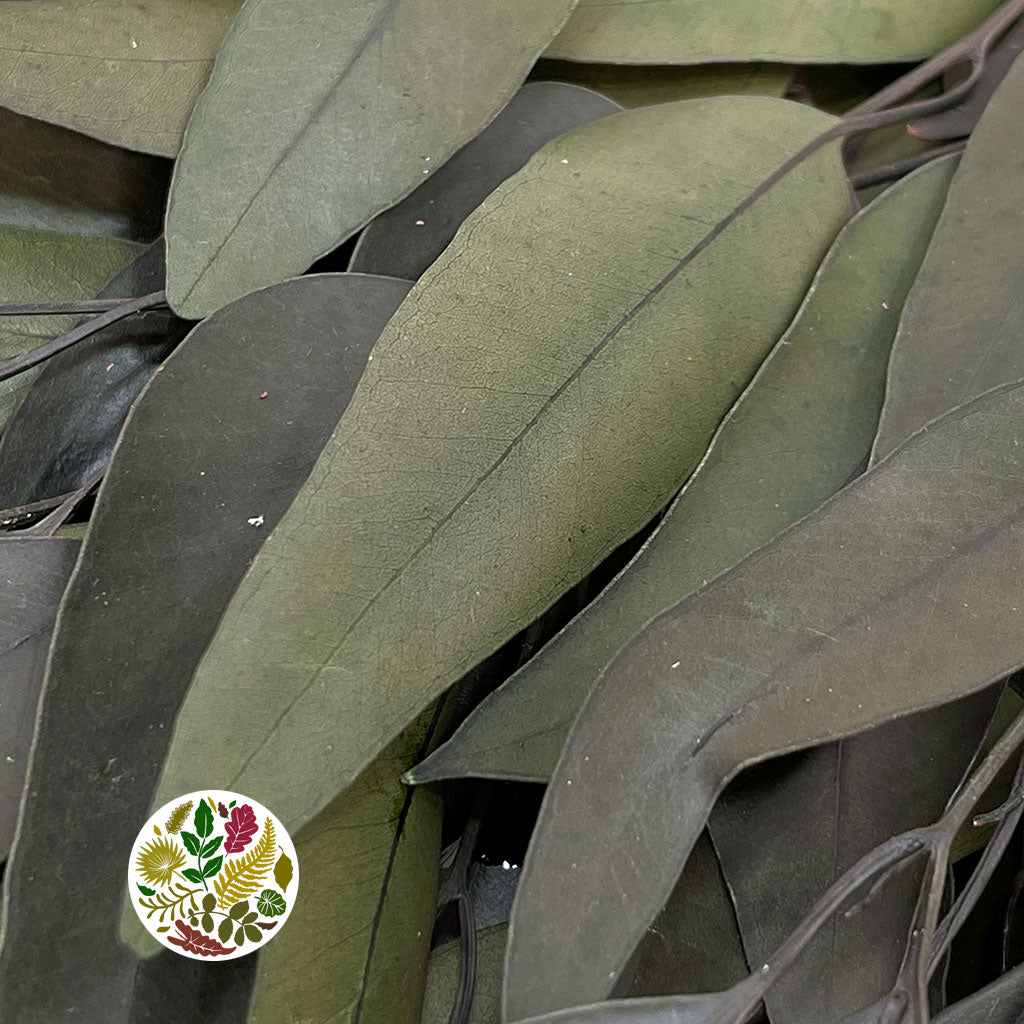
[201,855,223,878]
[411,152,958,786]
[505,378,1024,1019]
[0,242,189,508]
[873,50,1024,460]
[181,869,203,885]
[180,832,200,857]
[165,0,579,316]
[0,274,412,1020]
[0,0,241,155]
[544,0,1002,63]
[193,801,213,840]
[136,884,156,898]
[420,924,508,1024]
[349,82,620,280]
[0,538,79,861]
[199,836,222,859]
[255,891,286,918]
[153,96,851,837]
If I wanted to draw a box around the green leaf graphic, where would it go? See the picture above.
[272,852,292,893]
[181,869,203,885]
[256,890,287,918]
[199,836,223,859]
[202,855,223,879]
[194,801,213,839]
[136,884,156,897]
[180,832,200,856]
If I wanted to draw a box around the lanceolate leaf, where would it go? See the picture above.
[0,226,142,436]
[0,275,412,1022]
[165,0,579,317]
[0,0,241,155]
[410,153,958,787]
[349,82,620,281]
[504,378,1024,1020]
[151,96,851,839]
[247,710,444,1024]
[873,49,1024,461]
[0,538,79,861]
[0,243,187,508]
[544,0,1001,63]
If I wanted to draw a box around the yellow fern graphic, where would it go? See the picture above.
[213,817,276,908]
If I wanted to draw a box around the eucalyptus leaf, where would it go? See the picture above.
[410,153,957,787]
[420,924,508,1024]
[150,96,851,840]
[165,0,579,317]
[530,61,791,108]
[0,242,187,508]
[0,108,170,239]
[873,49,1024,461]
[544,0,1001,63]
[0,226,142,437]
[0,274,411,1022]
[0,538,79,861]
[248,710,443,1024]
[504,378,1024,1020]
[0,0,241,155]
[349,82,620,281]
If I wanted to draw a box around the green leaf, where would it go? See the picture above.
[243,925,262,943]
[410,152,959,787]
[247,711,443,1024]
[201,913,214,934]
[229,900,250,921]
[181,868,203,885]
[135,883,156,898]
[0,0,241,155]
[272,852,293,893]
[199,836,223,859]
[349,82,620,281]
[504,377,1024,1019]
[420,925,507,1024]
[544,0,1002,63]
[201,855,223,878]
[255,890,286,918]
[218,917,233,943]
[155,926,170,934]
[193,800,213,839]
[202,893,216,913]
[153,96,851,836]
[0,539,79,862]
[531,60,791,108]
[0,226,142,437]
[873,50,1024,461]
[165,0,579,317]
[180,831,200,856]
[0,275,413,1017]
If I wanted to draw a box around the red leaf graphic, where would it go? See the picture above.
[167,920,236,957]
[223,803,258,852]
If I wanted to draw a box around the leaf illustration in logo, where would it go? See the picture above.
[223,804,258,853]
[255,921,278,931]
[213,817,276,909]
[218,917,233,943]
[194,799,214,839]
[136,836,187,887]
[136,883,156,897]
[217,801,229,819]
[273,851,293,892]
[164,799,193,834]
[256,889,286,917]
[202,855,223,879]
[167,919,236,957]
[136,883,203,923]
[182,868,204,884]
[200,836,223,858]
[180,831,200,856]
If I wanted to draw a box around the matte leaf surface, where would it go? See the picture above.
[349,82,620,281]
[247,712,443,1024]
[0,538,79,861]
[544,0,1001,63]
[0,108,169,239]
[0,0,241,155]
[152,96,851,839]
[420,924,508,1024]
[0,226,142,436]
[411,154,957,787]
[0,243,187,508]
[165,0,578,317]
[0,274,411,1023]
[873,50,1024,460]
[505,379,1024,1020]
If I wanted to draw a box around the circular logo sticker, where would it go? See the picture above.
[128,790,298,960]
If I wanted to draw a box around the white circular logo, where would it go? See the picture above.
[128,790,298,960]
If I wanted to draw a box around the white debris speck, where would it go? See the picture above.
[5,756,13,764]
[502,860,511,870]
[415,219,425,226]
[131,38,138,48]
[422,169,429,175]
[671,661,681,669]
[561,158,569,164]
[566,779,572,786]
[762,964,770,973]
[247,515,264,528]
[882,301,890,309]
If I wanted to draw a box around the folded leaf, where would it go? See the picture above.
[544,0,1001,63]
[873,49,1024,460]
[0,226,142,436]
[151,95,851,839]
[165,0,579,316]
[420,925,508,1024]
[349,82,620,281]
[410,152,958,787]
[0,0,241,155]
[505,378,1024,1019]
[0,274,412,1021]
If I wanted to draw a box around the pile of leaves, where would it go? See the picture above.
[3,0,1024,1022]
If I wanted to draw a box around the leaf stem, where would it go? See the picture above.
[0,297,167,317]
